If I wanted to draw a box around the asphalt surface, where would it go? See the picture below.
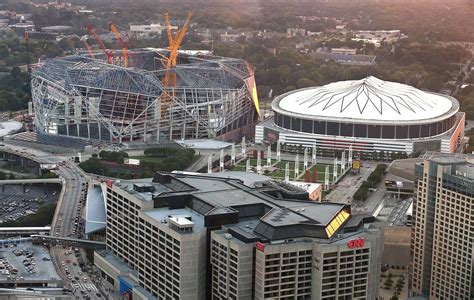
[1,142,101,299]
[0,185,60,224]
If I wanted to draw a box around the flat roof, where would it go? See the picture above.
[144,208,206,233]
[85,186,106,234]
[175,139,232,150]
[0,242,61,283]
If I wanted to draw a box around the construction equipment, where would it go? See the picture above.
[81,36,94,58]
[109,22,129,68]
[161,12,192,117]
[86,24,113,64]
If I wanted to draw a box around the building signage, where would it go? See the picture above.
[347,237,365,249]
[255,242,265,252]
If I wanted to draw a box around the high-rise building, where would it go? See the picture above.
[94,172,383,300]
[410,155,474,299]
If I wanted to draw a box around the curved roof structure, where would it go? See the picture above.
[274,76,458,123]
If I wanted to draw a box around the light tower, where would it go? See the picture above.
[294,154,299,180]
[267,145,272,167]
[231,144,236,165]
[276,140,281,162]
[207,155,212,173]
[219,149,224,172]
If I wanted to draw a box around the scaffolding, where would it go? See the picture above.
[31,48,259,143]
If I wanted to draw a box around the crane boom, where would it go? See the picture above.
[86,24,113,64]
[161,11,192,117]
[81,36,94,58]
[109,23,129,68]
[164,13,175,49]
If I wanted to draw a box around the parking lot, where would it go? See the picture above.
[0,184,60,224]
[0,240,61,283]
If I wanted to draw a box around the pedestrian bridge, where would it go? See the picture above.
[31,235,106,250]
[0,226,51,235]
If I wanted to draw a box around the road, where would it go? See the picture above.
[326,162,375,203]
[1,142,100,299]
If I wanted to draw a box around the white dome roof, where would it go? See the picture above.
[274,76,458,123]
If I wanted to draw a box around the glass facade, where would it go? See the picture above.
[274,112,456,139]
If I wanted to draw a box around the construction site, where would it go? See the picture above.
[29,15,260,145]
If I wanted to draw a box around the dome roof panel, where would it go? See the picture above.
[275,76,457,123]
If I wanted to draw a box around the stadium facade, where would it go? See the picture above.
[31,48,260,144]
[256,76,465,155]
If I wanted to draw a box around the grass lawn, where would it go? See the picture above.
[231,159,344,182]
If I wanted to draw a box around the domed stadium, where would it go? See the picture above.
[30,48,260,144]
[256,76,465,154]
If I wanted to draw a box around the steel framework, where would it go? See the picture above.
[31,48,259,143]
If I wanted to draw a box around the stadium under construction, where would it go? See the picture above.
[30,48,260,144]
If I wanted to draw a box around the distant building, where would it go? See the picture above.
[9,23,35,34]
[311,51,376,66]
[287,27,305,37]
[410,155,474,299]
[25,31,57,41]
[352,30,404,47]
[41,25,72,34]
[331,48,357,55]
[130,24,176,39]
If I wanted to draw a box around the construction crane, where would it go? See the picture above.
[109,22,129,68]
[161,12,192,117]
[86,24,113,64]
[81,36,94,58]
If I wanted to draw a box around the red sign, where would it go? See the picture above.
[255,242,265,252]
[347,237,365,249]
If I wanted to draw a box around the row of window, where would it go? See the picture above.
[274,112,456,139]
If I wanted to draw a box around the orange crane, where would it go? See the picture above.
[86,24,113,64]
[81,36,94,58]
[109,22,129,68]
[161,12,192,117]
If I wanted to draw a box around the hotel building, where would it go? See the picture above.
[94,172,383,299]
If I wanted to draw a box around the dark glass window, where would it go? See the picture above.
[89,123,99,139]
[68,124,78,137]
[409,125,420,138]
[283,115,290,129]
[396,126,408,139]
[420,124,430,137]
[291,118,301,131]
[354,124,367,138]
[314,121,326,134]
[327,122,339,136]
[301,119,312,133]
[275,113,281,127]
[367,125,380,138]
[382,126,395,139]
[340,123,353,137]
[429,123,438,136]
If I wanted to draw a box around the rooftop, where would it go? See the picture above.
[85,185,106,234]
[273,76,458,123]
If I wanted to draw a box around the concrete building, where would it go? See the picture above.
[129,24,176,39]
[331,48,357,55]
[286,181,322,201]
[410,154,474,299]
[256,76,465,155]
[95,172,383,299]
